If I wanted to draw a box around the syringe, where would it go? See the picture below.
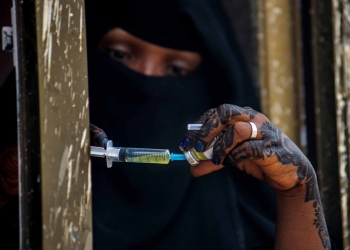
[90,140,186,168]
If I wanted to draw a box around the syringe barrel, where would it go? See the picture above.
[123,148,170,164]
[105,140,172,167]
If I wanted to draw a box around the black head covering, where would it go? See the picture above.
[86,0,199,52]
[85,0,260,108]
[0,69,19,250]
[0,69,17,154]
[85,0,276,249]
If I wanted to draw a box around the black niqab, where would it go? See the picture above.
[85,0,276,249]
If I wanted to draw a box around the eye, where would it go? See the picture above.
[105,49,132,64]
[167,65,191,76]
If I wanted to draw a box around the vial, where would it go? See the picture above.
[183,147,213,166]
[183,133,222,166]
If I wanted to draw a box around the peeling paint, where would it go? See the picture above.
[36,0,92,248]
[69,222,77,242]
[80,128,87,148]
[67,159,73,199]
[58,146,68,187]
[79,6,83,52]
[74,151,80,185]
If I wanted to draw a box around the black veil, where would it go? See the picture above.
[85,0,260,109]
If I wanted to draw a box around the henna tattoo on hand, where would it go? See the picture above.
[313,201,330,248]
[90,123,108,148]
[213,125,235,163]
[196,105,259,150]
[224,121,331,249]
[243,106,259,120]
[261,122,330,249]
[184,103,331,248]
[183,105,259,152]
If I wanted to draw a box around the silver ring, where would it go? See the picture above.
[248,122,258,139]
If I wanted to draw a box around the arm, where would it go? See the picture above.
[274,163,330,249]
[179,104,331,249]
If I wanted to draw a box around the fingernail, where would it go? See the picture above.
[194,140,204,152]
[103,138,109,149]
[179,137,190,151]
[211,156,220,165]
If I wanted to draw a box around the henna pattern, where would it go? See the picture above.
[313,201,330,248]
[187,104,331,248]
[258,122,317,201]
[243,106,259,120]
[223,121,330,249]
[199,105,259,143]
[214,125,235,162]
[198,112,220,139]
[183,105,259,152]
[261,122,329,248]
[90,123,108,148]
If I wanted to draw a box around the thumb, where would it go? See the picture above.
[190,160,225,177]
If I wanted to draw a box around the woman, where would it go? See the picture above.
[85,0,331,249]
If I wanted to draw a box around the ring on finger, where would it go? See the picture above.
[248,121,258,139]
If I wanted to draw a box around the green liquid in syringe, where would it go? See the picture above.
[124,148,171,164]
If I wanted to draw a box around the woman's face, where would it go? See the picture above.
[98,28,202,76]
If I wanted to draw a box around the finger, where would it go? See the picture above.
[236,161,265,180]
[243,106,256,112]
[90,123,108,148]
[190,160,225,177]
[223,139,268,167]
[211,121,263,165]
[179,108,215,151]
[198,104,260,148]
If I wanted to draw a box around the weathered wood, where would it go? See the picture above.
[13,0,92,248]
[332,0,350,248]
[257,0,304,149]
[306,0,344,247]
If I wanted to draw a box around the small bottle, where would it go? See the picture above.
[183,147,213,166]
[183,134,222,166]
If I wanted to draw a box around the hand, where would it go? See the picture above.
[179,104,315,192]
[179,104,331,249]
[90,123,108,148]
